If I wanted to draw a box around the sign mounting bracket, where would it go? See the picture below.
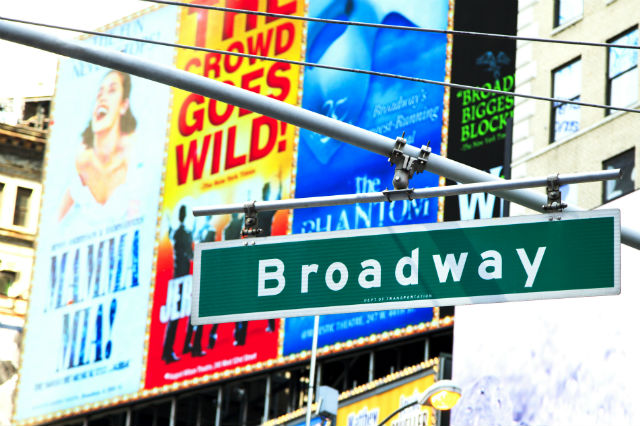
[241,201,261,239]
[542,174,568,212]
[388,132,431,190]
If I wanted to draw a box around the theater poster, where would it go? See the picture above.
[14,7,176,423]
[292,0,452,233]
[444,0,517,221]
[144,0,305,390]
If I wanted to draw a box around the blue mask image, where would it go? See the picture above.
[294,0,450,233]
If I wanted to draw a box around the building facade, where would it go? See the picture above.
[448,2,640,425]
[0,121,47,426]
[512,0,638,210]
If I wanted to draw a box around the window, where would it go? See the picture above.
[607,28,639,113]
[0,270,17,296]
[13,186,32,227]
[551,59,581,142]
[554,0,583,27]
[603,148,635,203]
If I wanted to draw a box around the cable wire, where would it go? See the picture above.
[142,0,640,51]
[2,15,639,115]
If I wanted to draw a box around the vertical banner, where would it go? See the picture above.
[444,0,517,221]
[288,0,450,357]
[145,0,305,390]
[292,0,452,233]
[14,7,177,422]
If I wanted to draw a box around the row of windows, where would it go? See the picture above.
[0,182,33,228]
[551,27,639,142]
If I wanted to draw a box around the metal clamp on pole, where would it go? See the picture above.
[388,132,431,190]
[241,201,262,238]
[382,188,414,202]
[542,174,568,212]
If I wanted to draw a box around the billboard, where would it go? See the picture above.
[15,1,458,420]
[143,0,306,390]
[444,0,517,221]
[14,6,177,423]
[451,191,640,425]
[283,309,433,356]
[336,371,436,426]
[284,0,450,370]
[292,0,452,233]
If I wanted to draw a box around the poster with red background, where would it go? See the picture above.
[145,0,305,390]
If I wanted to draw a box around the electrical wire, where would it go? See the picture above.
[1,15,639,115]
[142,0,640,51]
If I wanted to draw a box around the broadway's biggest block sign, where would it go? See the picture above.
[194,210,620,324]
[145,0,305,389]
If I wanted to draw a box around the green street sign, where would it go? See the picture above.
[192,210,620,324]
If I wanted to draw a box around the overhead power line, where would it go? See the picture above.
[143,0,640,50]
[1,15,639,115]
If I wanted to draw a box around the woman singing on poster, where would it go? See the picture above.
[58,70,141,224]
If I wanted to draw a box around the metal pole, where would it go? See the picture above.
[170,397,176,426]
[263,375,272,424]
[192,170,619,216]
[424,338,430,361]
[305,315,320,426]
[368,351,375,382]
[1,20,638,249]
[215,389,222,426]
[315,363,322,397]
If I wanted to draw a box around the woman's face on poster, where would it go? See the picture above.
[91,72,129,134]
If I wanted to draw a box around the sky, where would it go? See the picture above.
[0,0,151,98]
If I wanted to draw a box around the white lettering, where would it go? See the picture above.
[169,277,182,320]
[395,248,419,286]
[180,276,192,317]
[433,253,468,283]
[258,258,285,296]
[358,259,381,289]
[457,166,503,219]
[516,247,546,287]
[478,250,502,280]
[325,262,348,291]
[301,264,318,293]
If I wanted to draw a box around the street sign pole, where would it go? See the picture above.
[305,315,320,426]
[191,170,619,217]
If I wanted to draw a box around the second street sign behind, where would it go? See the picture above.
[192,210,620,324]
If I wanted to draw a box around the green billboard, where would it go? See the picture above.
[193,210,620,324]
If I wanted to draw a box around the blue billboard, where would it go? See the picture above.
[283,309,433,356]
[292,0,450,233]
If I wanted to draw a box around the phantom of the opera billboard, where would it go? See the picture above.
[15,0,458,423]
